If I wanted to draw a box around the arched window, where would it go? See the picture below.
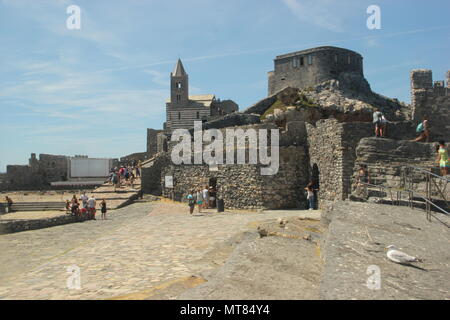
[177,82,182,89]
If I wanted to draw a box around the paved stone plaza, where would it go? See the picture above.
[0,200,316,300]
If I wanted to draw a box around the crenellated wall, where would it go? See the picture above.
[410,69,450,141]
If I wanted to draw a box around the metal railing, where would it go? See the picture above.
[356,180,449,228]
[401,165,449,219]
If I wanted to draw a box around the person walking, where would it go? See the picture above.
[196,188,203,213]
[202,186,209,209]
[187,192,195,215]
[100,199,107,220]
[87,195,96,220]
[437,141,449,176]
[112,171,119,192]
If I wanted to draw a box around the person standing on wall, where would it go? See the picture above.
[373,108,383,137]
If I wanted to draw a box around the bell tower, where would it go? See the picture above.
[170,59,189,106]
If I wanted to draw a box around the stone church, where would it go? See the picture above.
[164,59,238,133]
[145,59,238,159]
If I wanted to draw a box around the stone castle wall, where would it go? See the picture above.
[268,46,364,95]
[410,69,450,141]
[161,146,308,210]
[306,119,419,203]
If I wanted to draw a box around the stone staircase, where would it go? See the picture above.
[5,202,66,213]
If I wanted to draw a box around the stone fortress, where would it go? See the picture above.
[141,45,450,210]
[268,46,363,95]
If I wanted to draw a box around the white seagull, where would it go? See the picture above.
[386,245,423,264]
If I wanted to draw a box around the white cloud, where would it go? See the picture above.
[281,0,345,32]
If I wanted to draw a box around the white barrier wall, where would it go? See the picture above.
[70,158,111,178]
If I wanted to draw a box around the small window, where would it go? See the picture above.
[348,55,351,64]
[196,111,200,119]
[334,55,338,63]
[177,82,182,89]
[178,112,181,120]
[307,55,312,65]
[300,57,304,66]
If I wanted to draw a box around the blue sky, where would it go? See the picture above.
[0,0,449,172]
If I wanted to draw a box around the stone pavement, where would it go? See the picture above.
[0,200,315,300]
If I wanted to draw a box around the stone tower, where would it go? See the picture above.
[170,59,189,106]
[267,46,364,96]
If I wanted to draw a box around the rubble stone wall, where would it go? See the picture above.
[161,146,309,210]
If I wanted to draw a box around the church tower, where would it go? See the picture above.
[170,59,189,106]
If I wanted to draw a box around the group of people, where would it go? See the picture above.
[109,161,141,191]
[66,192,108,220]
[373,110,432,143]
[186,185,217,214]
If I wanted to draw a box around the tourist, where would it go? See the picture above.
[373,108,383,137]
[304,183,316,210]
[355,165,371,199]
[5,196,13,213]
[135,162,141,178]
[202,186,209,209]
[380,115,389,138]
[413,117,429,142]
[209,186,216,208]
[437,141,449,176]
[71,197,79,216]
[87,195,96,220]
[129,171,135,188]
[79,192,88,209]
[124,167,130,182]
[196,188,203,213]
[112,171,119,192]
[187,192,195,215]
[100,199,107,220]
[357,165,371,185]
[65,199,71,214]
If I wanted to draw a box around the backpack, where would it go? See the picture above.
[416,122,424,133]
